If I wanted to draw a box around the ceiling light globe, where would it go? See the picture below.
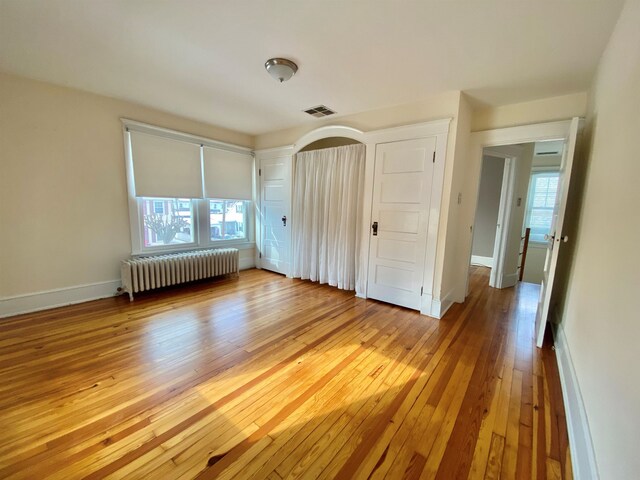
[265,58,298,83]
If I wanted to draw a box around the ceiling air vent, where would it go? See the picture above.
[534,140,564,156]
[303,105,336,118]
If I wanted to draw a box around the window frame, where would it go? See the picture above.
[122,119,255,256]
[132,197,253,255]
[524,169,560,244]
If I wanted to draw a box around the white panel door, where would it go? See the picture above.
[367,138,436,310]
[259,154,291,275]
[534,117,580,347]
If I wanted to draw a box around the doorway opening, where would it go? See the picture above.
[470,141,564,289]
[466,118,580,347]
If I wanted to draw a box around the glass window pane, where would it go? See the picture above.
[536,177,549,190]
[529,208,552,229]
[526,172,560,241]
[210,200,224,240]
[224,201,245,240]
[210,199,247,241]
[533,193,547,207]
[142,198,194,247]
[545,194,556,208]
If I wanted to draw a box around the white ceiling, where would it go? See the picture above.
[0,1,624,136]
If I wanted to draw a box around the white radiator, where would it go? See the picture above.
[120,248,239,300]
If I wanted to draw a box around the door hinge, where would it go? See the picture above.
[420,286,424,296]
[259,252,262,258]
[432,151,436,163]
[259,168,261,176]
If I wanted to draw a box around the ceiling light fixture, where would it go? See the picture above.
[265,58,298,83]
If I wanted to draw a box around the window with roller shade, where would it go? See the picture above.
[123,121,254,254]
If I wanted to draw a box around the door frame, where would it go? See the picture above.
[464,119,582,300]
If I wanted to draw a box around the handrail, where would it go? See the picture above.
[518,228,531,282]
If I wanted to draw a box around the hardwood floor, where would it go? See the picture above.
[0,267,571,479]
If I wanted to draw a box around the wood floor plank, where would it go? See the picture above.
[0,268,573,479]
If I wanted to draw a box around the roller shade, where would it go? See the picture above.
[203,146,253,200]
[130,131,203,198]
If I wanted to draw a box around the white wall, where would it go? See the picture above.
[0,73,255,315]
[557,1,640,477]
[472,155,504,259]
[521,244,545,284]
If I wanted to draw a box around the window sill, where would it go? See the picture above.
[132,242,255,257]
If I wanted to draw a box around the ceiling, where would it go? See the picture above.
[0,1,624,136]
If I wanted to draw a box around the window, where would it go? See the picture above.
[142,198,195,248]
[137,197,250,252]
[524,172,560,243]
[124,121,254,254]
[210,200,247,241]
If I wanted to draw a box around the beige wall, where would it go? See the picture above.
[298,137,360,151]
[255,91,462,150]
[438,93,472,303]
[0,73,254,300]
[472,92,588,132]
[557,1,640,477]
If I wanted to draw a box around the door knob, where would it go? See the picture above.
[281,215,287,227]
[372,221,378,236]
[561,235,569,243]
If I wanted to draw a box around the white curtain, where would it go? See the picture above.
[292,143,366,290]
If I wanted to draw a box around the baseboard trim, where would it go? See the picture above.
[471,255,493,268]
[421,287,456,319]
[2,257,255,319]
[0,280,121,319]
[552,322,599,480]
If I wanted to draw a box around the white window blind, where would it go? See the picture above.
[130,131,203,198]
[203,146,253,200]
[525,171,560,242]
